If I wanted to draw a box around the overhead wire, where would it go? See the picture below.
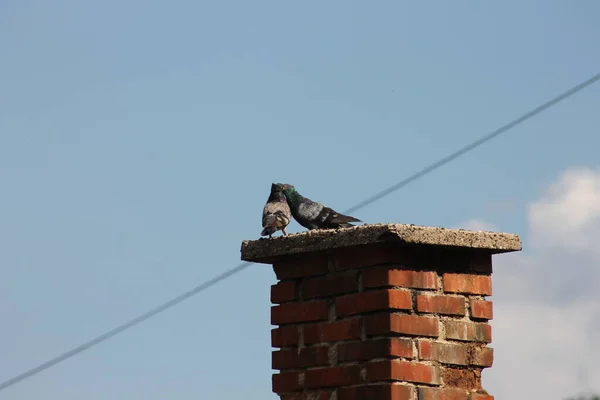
[344,72,600,214]
[1,71,598,393]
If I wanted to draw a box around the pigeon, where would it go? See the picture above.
[261,183,292,238]
[277,183,361,230]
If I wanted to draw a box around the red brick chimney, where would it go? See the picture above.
[241,223,521,400]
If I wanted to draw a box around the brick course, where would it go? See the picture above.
[336,289,412,317]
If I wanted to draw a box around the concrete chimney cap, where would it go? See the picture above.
[241,223,522,264]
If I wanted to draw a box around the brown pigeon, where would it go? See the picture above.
[261,183,292,238]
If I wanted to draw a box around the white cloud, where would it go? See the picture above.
[488,301,600,399]
[460,167,600,400]
[528,167,600,253]
[454,219,498,232]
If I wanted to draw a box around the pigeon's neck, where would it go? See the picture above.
[285,190,303,207]
[268,192,286,203]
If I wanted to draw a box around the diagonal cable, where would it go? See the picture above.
[344,72,600,214]
[0,262,251,392]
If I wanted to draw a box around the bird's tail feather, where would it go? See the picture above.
[331,214,362,224]
[261,214,278,236]
[261,226,276,236]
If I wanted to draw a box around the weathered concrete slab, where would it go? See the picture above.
[240,223,522,264]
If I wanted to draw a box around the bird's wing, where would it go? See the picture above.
[297,199,323,220]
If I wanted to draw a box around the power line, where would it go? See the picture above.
[0,262,251,392]
[344,72,600,214]
[1,71,598,393]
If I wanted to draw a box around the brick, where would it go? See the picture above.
[302,273,358,299]
[470,300,493,320]
[281,392,332,400]
[272,326,300,347]
[470,394,494,400]
[338,338,413,362]
[443,274,491,295]
[336,289,412,317]
[363,268,438,290]
[271,281,296,303]
[303,319,361,344]
[274,255,329,279]
[418,341,468,366]
[338,383,415,400]
[418,387,469,400]
[417,340,433,359]
[445,321,491,343]
[471,347,493,367]
[367,360,439,385]
[365,313,439,337]
[272,371,302,393]
[271,301,329,325]
[442,367,481,389]
[272,347,329,370]
[304,365,361,389]
[417,295,465,316]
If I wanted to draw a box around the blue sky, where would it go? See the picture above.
[1,1,599,399]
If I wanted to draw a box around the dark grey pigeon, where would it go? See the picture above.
[278,183,361,230]
[261,183,292,238]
